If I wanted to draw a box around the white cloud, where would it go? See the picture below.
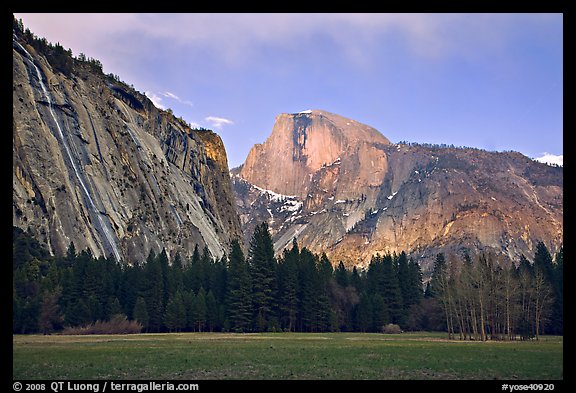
[160,91,194,107]
[534,153,563,167]
[162,91,179,100]
[16,13,560,67]
[205,116,234,129]
[145,91,194,110]
[144,91,165,110]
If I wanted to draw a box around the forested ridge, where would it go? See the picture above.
[13,224,562,338]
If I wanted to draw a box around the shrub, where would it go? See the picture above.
[62,314,142,335]
[382,323,403,334]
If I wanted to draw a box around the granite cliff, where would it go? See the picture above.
[233,110,563,272]
[13,27,241,263]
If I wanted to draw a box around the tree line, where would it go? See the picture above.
[13,224,422,334]
[13,224,562,338]
[428,243,563,340]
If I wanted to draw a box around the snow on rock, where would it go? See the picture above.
[279,200,303,214]
[387,191,398,200]
[252,184,296,202]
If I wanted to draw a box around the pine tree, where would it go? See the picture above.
[335,261,349,287]
[186,245,202,293]
[552,247,563,334]
[170,252,184,295]
[106,297,124,319]
[133,297,149,332]
[277,239,299,332]
[371,293,389,331]
[194,287,207,332]
[142,250,164,332]
[200,246,213,291]
[164,291,186,332]
[183,291,197,331]
[248,223,277,331]
[534,242,554,283]
[205,290,219,332]
[381,254,404,326]
[350,266,363,292]
[158,248,171,312]
[65,242,76,267]
[429,253,447,299]
[397,251,410,306]
[297,248,316,331]
[226,240,252,332]
[354,293,373,332]
[405,257,423,309]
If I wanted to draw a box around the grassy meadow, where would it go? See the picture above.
[13,332,562,380]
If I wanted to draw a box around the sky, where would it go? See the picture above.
[14,13,563,168]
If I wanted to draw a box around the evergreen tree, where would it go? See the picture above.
[200,246,213,291]
[133,297,149,332]
[350,266,363,292]
[297,248,316,331]
[397,251,410,306]
[429,253,447,298]
[158,248,171,312]
[209,255,227,305]
[248,223,277,331]
[65,241,76,267]
[183,291,197,331]
[552,247,563,334]
[277,239,299,331]
[405,257,423,309]
[381,254,404,326]
[534,242,554,283]
[225,240,252,332]
[164,291,186,332]
[186,245,202,293]
[335,261,349,287]
[194,287,207,332]
[106,297,124,319]
[371,293,389,331]
[170,252,184,295]
[205,290,219,332]
[354,293,373,332]
[141,250,164,331]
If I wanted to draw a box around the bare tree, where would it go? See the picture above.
[533,268,552,340]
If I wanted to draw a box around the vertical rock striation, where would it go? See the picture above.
[13,31,241,263]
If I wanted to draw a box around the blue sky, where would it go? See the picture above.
[15,13,563,168]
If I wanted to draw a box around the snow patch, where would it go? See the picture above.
[252,184,296,202]
[279,200,303,214]
[324,157,341,168]
[299,110,312,114]
[387,191,398,200]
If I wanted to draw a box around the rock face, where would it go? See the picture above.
[13,31,241,263]
[240,110,390,199]
[233,110,563,272]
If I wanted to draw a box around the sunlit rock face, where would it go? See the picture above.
[234,110,563,272]
[13,33,241,263]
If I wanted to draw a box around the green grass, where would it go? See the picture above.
[13,332,563,380]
